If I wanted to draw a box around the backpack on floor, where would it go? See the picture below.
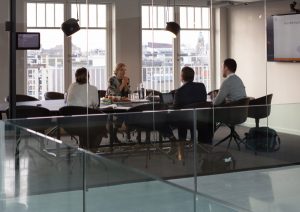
[245,127,280,152]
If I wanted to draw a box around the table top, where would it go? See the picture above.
[0,99,152,113]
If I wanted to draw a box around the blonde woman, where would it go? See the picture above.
[106,63,131,97]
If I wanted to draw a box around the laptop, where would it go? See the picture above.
[159,93,174,105]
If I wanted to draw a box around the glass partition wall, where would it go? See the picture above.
[3,0,300,210]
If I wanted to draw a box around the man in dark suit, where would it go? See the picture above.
[173,66,213,144]
[174,67,207,108]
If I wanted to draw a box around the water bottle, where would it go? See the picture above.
[139,83,145,99]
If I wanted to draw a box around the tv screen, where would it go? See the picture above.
[267,13,300,62]
[16,32,40,50]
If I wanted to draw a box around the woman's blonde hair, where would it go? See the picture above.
[114,63,126,75]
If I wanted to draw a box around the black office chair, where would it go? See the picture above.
[213,98,250,150]
[6,106,54,163]
[126,103,168,142]
[146,89,161,96]
[6,105,50,119]
[125,103,174,167]
[44,92,64,100]
[181,102,214,144]
[98,90,106,98]
[248,94,273,128]
[58,106,107,150]
[97,90,107,106]
[5,94,39,102]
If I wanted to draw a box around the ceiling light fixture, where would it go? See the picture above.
[290,1,300,13]
[61,0,80,36]
[165,0,180,38]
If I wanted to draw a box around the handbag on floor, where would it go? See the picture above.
[245,127,280,152]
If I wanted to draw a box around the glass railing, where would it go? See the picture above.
[2,103,300,211]
[1,116,245,212]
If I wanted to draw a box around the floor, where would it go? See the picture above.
[173,165,300,212]
[3,165,300,212]
[1,124,300,211]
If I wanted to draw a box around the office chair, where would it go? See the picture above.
[125,103,174,167]
[248,94,273,128]
[5,94,39,102]
[58,106,107,150]
[126,103,167,143]
[146,89,161,96]
[213,98,250,150]
[98,90,106,98]
[44,92,64,100]
[6,105,55,164]
[97,90,107,106]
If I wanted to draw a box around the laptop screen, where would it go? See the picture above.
[160,93,174,105]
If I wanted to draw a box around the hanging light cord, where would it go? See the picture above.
[76,0,79,20]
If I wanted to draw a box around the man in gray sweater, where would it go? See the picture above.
[213,58,247,105]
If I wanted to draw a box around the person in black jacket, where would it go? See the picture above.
[174,67,207,108]
[173,67,212,144]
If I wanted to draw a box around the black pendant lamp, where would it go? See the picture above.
[61,0,80,36]
[61,18,80,37]
[166,21,180,38]
[165,0,180,38]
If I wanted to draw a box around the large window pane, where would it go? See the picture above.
[46,3,55,27]
[97,5,106,28]
[37,3,46,27]
[27,3,36,27]
[27,29,64,99]
[54,4,64,27]
[89,4,97,27]
[71,29,107,90]
[180,30,211,91]
[142,30,174,92]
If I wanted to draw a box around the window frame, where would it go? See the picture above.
[25,1,112,99]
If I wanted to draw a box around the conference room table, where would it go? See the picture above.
[0,99,153,117]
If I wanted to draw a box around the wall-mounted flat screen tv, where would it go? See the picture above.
[16,32,40,50]
[267,13,300,62]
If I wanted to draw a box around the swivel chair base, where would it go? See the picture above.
[214,126,241,151]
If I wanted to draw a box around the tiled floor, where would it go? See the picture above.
[172,165,300,212]
[1,179,238,212]
[3,165,300,212]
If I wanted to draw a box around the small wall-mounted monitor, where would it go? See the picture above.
[16,32,40,50]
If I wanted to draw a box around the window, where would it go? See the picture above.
[71,4,108,90]
[142,5,211,92]
[142,6,174,92]
[26,2,109,99]
[179,7,211,91]
[27,3,64,99]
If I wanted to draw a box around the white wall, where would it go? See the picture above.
[113,0,141,90]
[227,0,300,134]
[227,0,300,104]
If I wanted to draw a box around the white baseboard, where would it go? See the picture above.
[242,122,300,136]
